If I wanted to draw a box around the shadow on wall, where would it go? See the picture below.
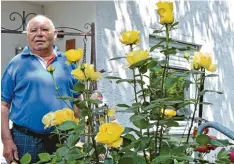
[96,1,234,133]
[96,1,151,108]
[174,1,234,132]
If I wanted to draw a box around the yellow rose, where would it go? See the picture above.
[120,31,140,45]
[108,137,123,148]
[161,108,176,117]
[192,52,202,70]
[42,112,55,128]
[47,65,55,73]
[107,109,116,117]
[84,64,102,81]
[54,108,79,125]
[156,1,174,24]
[96,122,124,145]
[90,72,102,81]
[71,68,85,81]
[199,53,212,69]
[206,64,217,72]
[126,49,149,65]
[64,48,83,62]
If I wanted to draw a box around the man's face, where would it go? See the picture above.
[27,18,57,52]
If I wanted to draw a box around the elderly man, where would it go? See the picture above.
[1,15,79,163]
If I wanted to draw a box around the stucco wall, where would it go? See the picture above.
[96,0,234,142]
[43,1,96,63]
[1,2,44,75]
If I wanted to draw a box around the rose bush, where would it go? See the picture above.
[19,1,233,164]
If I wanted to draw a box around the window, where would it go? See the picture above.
[149,34,201,137]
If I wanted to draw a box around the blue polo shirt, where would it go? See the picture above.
[1,46,78,133]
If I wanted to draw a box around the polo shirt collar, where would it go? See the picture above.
[21,45,61,56]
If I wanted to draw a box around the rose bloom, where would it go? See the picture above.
[126,49,149,66]
[64,48,83,63]
[119,30,140,45]
[156,1,174,24]
[96,122,124,148]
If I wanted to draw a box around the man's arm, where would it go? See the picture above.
[1,101,19,163]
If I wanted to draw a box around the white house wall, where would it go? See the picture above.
[43,1,96,64]
[1,1,44,75]
[95,0,234,144]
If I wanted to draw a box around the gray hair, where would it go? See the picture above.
[26,15,55,34]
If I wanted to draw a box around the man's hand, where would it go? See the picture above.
[3,139,19,163]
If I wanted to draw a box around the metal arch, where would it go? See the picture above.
[1,11,36,33]
[84,23,92,33]
[56,27,86,34]
[55,23,93,36]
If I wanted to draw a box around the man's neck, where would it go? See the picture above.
[31,48,54,59]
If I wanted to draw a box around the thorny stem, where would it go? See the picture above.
[158,24,170,153]
[51,74,73,109]
[85,81,99,164]
[186,68,205,142]
[140,72,152,160]
[130,44,149,164]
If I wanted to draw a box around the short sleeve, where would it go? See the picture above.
[1,68,15,104]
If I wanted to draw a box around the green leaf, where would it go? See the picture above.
[151,155,173,164]
[119,154,146,164]
[20,153,31,164]
[164,120,179,127]
[130,114,147,122]
[217,148,229,160]
[125,106,139,113]
[73,83,85,92]
[165,76,180,89]
[171,144,190,155]
[173,155,193,162]
[123,133,137,141]
[161,47,177,56]
[171,21,179,28]
[199,90,223,96]
[123,127,141,136]
[104,158,115,164]
[211,139,230,147]
[116,79,145,85]
[205,74,219,78]
[83,142,93,153]
[132,118,149,129]
[66,132,80,147]
[150,39,165,52]
[57,96,75,101]
[117,104,130,108]
[142,102,160,111]
[56,146,69,157]
[147,60,158,69]
[153,29,164,33]
[198,101,213,105]
[65,147,84,160]
[89,99,103,104]
[109,56,126,61]
[105,76,122,80]
[38,153,51,162]
[188,70,205,75]
[160,141,170,155]
[58,121,78,131]
[196,134,211,145]
[139,65,148,74]
[129,58,152,69]
[97,144,107,155]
